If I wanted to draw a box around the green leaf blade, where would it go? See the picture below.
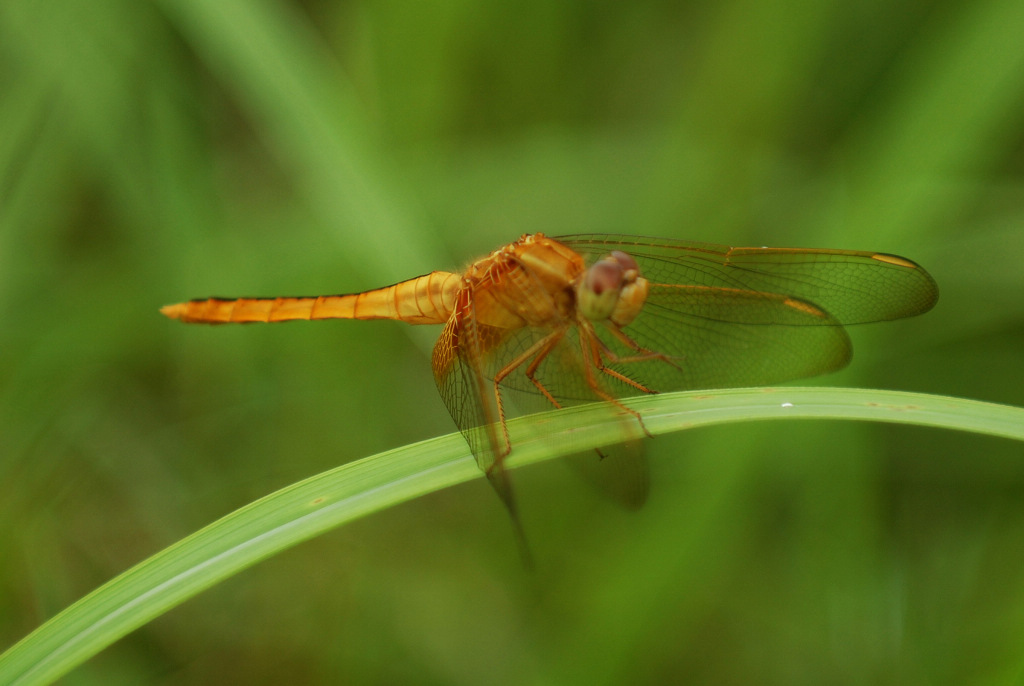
[2,387,1022,685]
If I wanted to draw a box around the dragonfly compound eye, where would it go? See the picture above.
[610,250,639,278]
[577,258,625,320]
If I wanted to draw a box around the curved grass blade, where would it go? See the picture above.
[2,387,1022,685]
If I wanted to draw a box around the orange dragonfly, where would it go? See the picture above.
[162,234,938,539]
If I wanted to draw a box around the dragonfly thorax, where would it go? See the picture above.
[462,234,586,329]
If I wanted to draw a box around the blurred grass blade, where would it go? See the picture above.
[835,0,1024,244]
[2,387,1022,685]
[157,0,446,280]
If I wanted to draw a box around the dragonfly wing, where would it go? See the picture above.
[558,234,938,324]
[432,308,507,477]
[563,441,649,509]
[433,291,546,563]
[490,286,851,401]
[602,285,854,393]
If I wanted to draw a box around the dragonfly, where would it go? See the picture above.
[162,233,938,549]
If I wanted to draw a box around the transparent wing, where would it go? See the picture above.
[558,234,939,324]
[494,287,852,400]
[432,302,508,477]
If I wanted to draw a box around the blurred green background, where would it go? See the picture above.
[2,0,1023,683]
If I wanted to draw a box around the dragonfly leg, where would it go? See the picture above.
[585,328,658,395]
[600,321,682,370]
[522,333,569,410]
[596,364,657,397]
[577,324,654,439]
[492,327,569,420]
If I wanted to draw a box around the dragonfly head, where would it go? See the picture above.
[576,250,649,326]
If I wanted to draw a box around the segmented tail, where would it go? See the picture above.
[161,271,460,325]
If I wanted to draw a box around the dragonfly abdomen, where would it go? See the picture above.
[161,271,461,325]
